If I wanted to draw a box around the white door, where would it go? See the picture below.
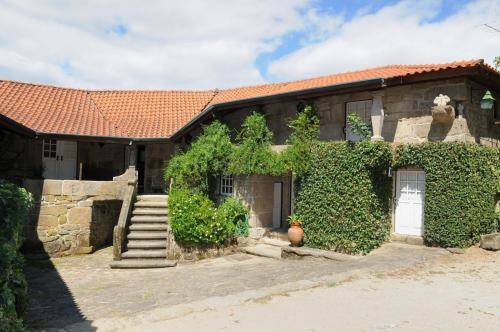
[42,139,58,179]
[57,141,77,179]
[272,182,282,228]
[42,139,77,179]
[395,170,425,236]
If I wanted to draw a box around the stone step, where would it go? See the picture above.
[121,249,167,259]
[241,244,282,259]
[129,224,168,231]
[127,240,167,249]
[263,228,289,242]
[131,215,169,223]
[390,233,424,246]
[137,195,168,202]
[134,201,168,208]
[127,231,168,240]
[132,208,168,215]
[110,259,176,269]
[259,237,290,247]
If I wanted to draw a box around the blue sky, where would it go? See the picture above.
[0,0,497,89]
[255,0,477,81]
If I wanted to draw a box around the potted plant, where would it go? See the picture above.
[287,214,304,247]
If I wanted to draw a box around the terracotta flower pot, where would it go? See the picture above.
[288,223,304,247]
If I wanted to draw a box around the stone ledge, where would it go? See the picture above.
[390,233,424,246]
[281,246,359,261]
[480,233,500,251]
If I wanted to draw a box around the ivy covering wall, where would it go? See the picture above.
[0,180,33,331]
[295,141,393,254]
[395,142,500,248]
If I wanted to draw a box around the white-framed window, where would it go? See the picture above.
[346,100,372,141]
[220,174,233,196]
[43,139,57,158]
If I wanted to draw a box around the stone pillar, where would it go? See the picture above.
[371,92,385,141]
[126,144,137,168]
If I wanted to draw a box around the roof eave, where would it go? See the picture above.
[0,113,36,137]
[36,132,171,143]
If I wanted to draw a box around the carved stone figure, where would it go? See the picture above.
[431,94,455,123]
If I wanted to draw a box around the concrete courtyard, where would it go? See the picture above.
[25,243,500,331]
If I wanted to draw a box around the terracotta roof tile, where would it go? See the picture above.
[0,81,123,137]
[0,59,496,139]
[210,59,486,104]
[89,90,216,138]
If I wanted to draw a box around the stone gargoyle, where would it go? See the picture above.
[431,94,455,124]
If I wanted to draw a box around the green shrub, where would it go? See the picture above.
[0,180,33,331]
[282,104,320,177]
[395,142,500,248]
[168,189,248,245]
[218,197,249,237]
[346,112,372,141]
[165,121,233,194]
[295,141,392,254]
[230,112,284,176]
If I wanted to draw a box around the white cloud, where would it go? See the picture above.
[268,0,500,81]
[0,0,311,89]
[0,0,498,90]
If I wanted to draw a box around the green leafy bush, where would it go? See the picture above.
[282,104,320,177]
[346,112,372,141]
[395,142,500,247]
[0,180,33,331]
[218,197,249,237]
[295,141,392,254]
[230,112,284,176]
[168,189,248,245]
[165,121,233,194]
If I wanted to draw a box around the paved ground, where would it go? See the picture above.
[131,247,500,332]
[27,244,466,331]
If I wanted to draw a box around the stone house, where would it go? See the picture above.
[1,59,499,257]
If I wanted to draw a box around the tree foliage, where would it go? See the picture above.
[165,121,233,194]
[0,180,33,331]
[282,105,320,176]
[229,112,283,175]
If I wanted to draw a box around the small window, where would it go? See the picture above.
[43,139,57,159]
[220,174,233,196]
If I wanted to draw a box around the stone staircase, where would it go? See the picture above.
[110,195,177,269]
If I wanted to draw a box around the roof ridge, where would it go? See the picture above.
[86,91,128,137]
[0,79,88,92]
[0,59,485,94]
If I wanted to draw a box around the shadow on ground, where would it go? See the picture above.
[21,191,97,330]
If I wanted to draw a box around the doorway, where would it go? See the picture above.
[42,139,77,179]
[395,169,425,236]
[272,182,283,229]
[136,145,146,193]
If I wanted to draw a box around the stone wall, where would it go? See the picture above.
[217,78,499,147]
[233,174,292,228]
[0,128,43,184]
[22,179,128,257]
